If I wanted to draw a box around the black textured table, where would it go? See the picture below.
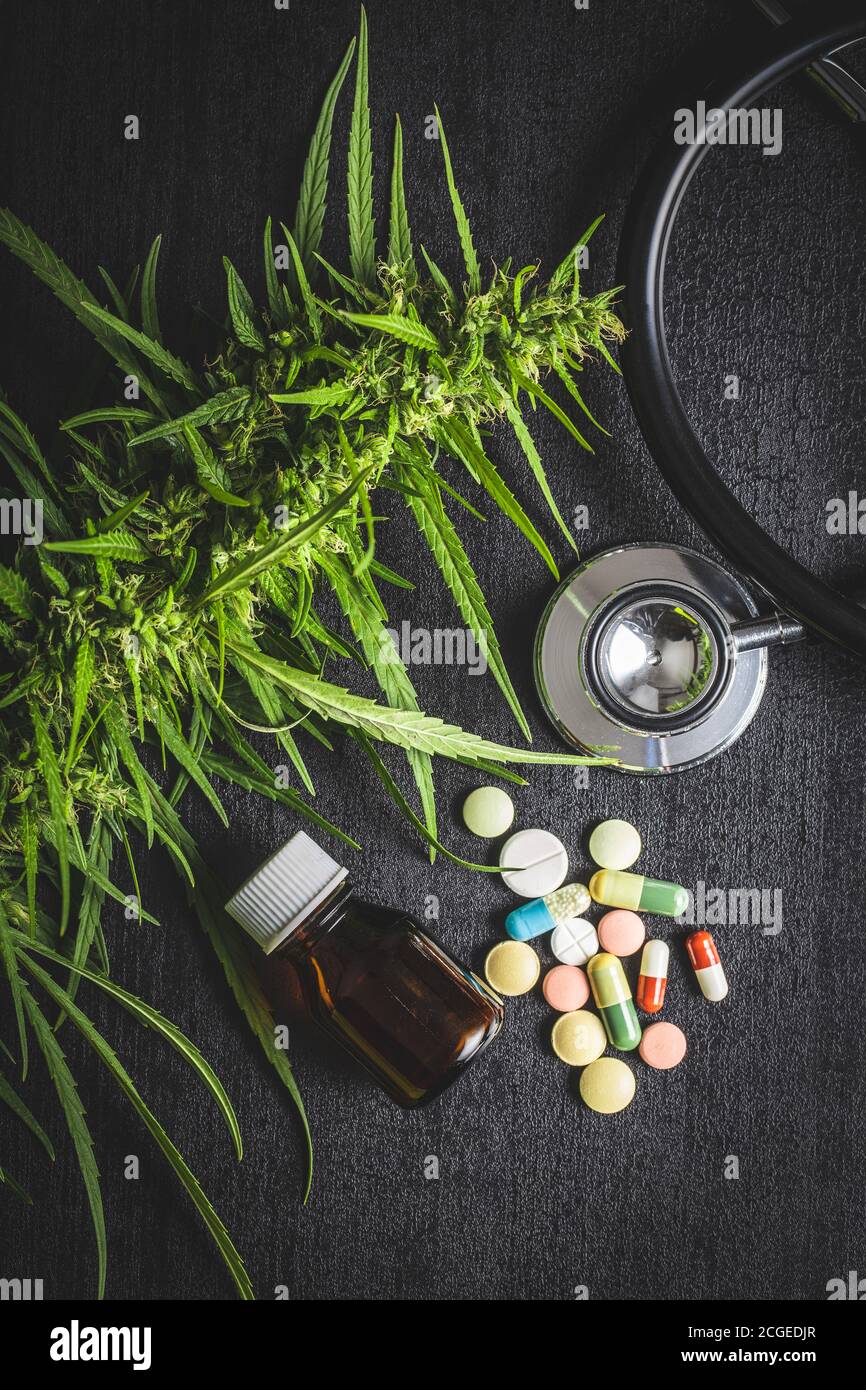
[1,0,864,1302]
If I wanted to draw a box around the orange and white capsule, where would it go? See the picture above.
[686,930,728,1002]
[636,939,669,1014]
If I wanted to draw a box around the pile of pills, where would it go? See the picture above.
[463,796,728,1115]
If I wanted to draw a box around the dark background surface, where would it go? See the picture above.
[1,0,864,1302]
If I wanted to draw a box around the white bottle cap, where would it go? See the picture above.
[224,830,348,955]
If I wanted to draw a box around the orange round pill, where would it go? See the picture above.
[598,909,645,957]
[542,964,589,1012]
[639,1021,687,1070]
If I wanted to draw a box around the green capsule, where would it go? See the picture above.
[589,869,688,918]
[587,953,641,1052]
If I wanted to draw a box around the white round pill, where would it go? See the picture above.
[499,829,568,898]
[550,917,599,967]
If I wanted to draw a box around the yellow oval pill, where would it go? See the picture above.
[579,1057,636,1113]
[484,940,540,996]
[551,1010,606,1066]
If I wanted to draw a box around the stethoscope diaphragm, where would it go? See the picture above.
[533,543,769,773]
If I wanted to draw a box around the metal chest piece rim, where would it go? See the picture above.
[533,543,768,773]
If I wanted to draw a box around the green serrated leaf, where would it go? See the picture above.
[325,554,438,857]
[509,363,593,451]
[263,216,283,322]
[434,107,480,294]
[290,35,356,283]
[60,406,157,432]
[0,438,67,536]
[198,465,375,606]
[189,857,312,1204]
[0,1063,55,1160]
[550,358,609,434]
[0,209,169,412]
[44,530,147,562]
[550,213,605,292]
[0,564,33,619]
[438,418,558,578]
[222,640,600,766]
[0,399,57,495]
[98,265,131,321]
[154,712,229,827]
[104,703,154,848]
[312,251,369,304]
[59,814,112,1021]
[35,563,70,602]
[270,383,354,406]
[79,300,199,392]
[388,114,414,271]
[348,7,376,287]
[126,653,145,741]
[18,980,105,1295]
[281,227,322,342]
[0,895,28,1079]
[95,489,149,534]
[31,705,70,935]
[0,672,41,710]
[397,451,531,739]
[183,426,249,507]
[15,931,242,1164]
[20,801,39,938]
[419,245,456,306]
[342,311,437,351]
[499,388,578,553]
[174,547,198,596]
[354,731,516,871]
[18,954,252,1300]
[141,233,163,342]
[0,1166,32,1203]
[127,388,252,448]
[223,257,265,352]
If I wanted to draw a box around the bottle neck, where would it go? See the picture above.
[275,878,354,958]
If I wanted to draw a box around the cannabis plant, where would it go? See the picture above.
[0,10,622,1298]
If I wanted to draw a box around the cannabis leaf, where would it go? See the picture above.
[291,35,356,282]
[435,106,480,294]
[388,115,414,271]
[348,7,376,287]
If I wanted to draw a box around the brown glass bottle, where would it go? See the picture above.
[225,831,504,1107]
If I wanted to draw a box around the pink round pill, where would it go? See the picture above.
[639,1021,687,1070]
[542,964,589,1012]
[598,909,645,957]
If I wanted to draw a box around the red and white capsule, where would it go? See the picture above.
[636,939,669,1014]
[686,930,728,1002]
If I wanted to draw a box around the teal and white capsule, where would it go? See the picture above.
[505,882,591,942]
[590,869,688,918]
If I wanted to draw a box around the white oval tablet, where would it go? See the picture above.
[499,828,568,898]
[550,917,599,967]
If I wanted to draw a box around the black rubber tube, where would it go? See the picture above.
[618,1,866,656]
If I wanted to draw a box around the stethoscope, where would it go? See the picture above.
[535,2,866,773]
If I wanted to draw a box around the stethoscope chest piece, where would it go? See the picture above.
[534,543,768,773]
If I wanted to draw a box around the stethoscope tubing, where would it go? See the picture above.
[618,0,866,657]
